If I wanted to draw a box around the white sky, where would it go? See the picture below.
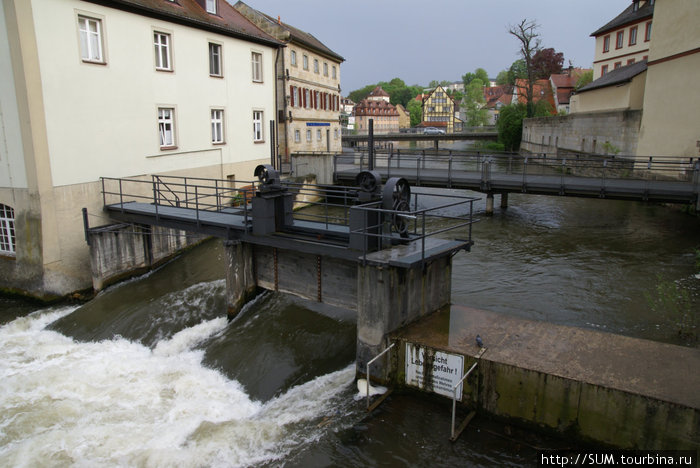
[230,0,630,92]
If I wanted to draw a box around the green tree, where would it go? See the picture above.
[463,78,488,127]
[407,98,423,127]
[496,103,527,151]
[575,69,593,90]
[463,68,489,88]
[348,84,376,104]
[495,70,510,86]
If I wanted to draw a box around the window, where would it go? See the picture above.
[614,62,622,69]
[603,35,610,52]
[627,58,636,65]
[294,129,300,142]
[209,43,222,76]
[334,129,338,140]
[616,31,624,49]
[306,129,311,142]
[78,16,104,63]
[316,129,321,141]
[0,204,15,255]
[632,0,639,11]
[154,32,171,70]
[629,26,638,46]
[291,50,297,66]
[314,59,319,74]
[252,52,262,82]
[304,89,310,108]
[253,110,263,142]
[323,62,328,76]
[601,65,609,75]
[205,0,217,14]
[332,65,336,79]
[645,21,652,41]
[303,54,308,70]
[211,109,224,144]
[314,91,319,109]
[158,108,175,148]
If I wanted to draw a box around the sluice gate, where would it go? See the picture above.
[99,166,478,378]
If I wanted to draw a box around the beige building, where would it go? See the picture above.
[591,0,653,79]
[234,2,344,161]
[0,0,280,299]
[354,87,399,134]
[636,0,700,158]
[420,86,457,133]
[570,61,647,114]
[396,104,411,130]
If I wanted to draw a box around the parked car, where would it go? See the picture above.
[423,127,445,135]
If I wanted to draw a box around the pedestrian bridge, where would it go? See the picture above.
[333,150,700,211]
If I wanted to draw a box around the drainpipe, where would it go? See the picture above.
[276,44,288,171]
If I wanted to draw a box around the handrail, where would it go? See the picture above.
[450,347,486,442]
[366,342,395,411]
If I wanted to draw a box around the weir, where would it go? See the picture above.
[98,167,477,378]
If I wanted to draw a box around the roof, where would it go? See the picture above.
[514,79,555,109]
[576,60,647,93]
[233,1,344,62]
[550,68,590,89]
[591,1,654,37]
[85,0,281,47]
[483,85,513,109]
[369,86,390,97]
[354,99,399,116]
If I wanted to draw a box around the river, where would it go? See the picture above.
[1,165,699,466]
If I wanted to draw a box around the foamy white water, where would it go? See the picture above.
[0,307,355,467]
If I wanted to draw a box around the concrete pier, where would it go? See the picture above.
[392,305,700,449]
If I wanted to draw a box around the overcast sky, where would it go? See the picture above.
[232,0,629,92]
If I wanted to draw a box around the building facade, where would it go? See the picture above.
[0,0,280,298]
[234,2,344,160]
[354,87,399,134]
[421,86,456,133]
[591,0,653,79]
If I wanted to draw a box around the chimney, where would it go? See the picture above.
[278,15,281,24]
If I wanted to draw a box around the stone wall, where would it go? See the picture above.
[521,110,643,157]
[88,223,205,292]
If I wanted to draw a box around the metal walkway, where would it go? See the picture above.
[99,170,478,266]
[334,151,700,207]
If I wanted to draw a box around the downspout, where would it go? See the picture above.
[276,44,289,170]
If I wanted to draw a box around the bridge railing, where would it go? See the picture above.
[335,150,700,184]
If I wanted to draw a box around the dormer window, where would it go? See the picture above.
[633,1,639,11]
[205,0,216,14]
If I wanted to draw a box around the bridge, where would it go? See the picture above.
[342,128,498,149]
[97,167,478,379]
[333,150,700,212]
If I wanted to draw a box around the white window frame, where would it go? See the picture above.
[323,62,328,76]
[211,109,224,144]
[158,107,176,148]
[154,31,172,71]
[209,42,222,77]
[293,87,299,107]
[316,129,322,141]
[303,54,309,70]
[294,129,300,143]
[78,15,104,63]
[314,59,319,74]
[332,65,336,79]
[290,50,297,66]
[253,110,264,142]
[205,0,217,14]
[252,51,263,82]
[306,129,311,142]
[0,204,15,256]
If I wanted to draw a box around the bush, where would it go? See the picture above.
[496,103,527,151]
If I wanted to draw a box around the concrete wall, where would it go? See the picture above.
[88,223,205,292]
[521,110,642,157]
[394,340,700,449]
[290,153,336,185]
[570,72,646,114]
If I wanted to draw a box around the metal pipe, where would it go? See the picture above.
[366,342,395,410]
[451,361,479,440]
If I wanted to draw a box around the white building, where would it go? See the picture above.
[0,0,280,299]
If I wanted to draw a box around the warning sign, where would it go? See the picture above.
[405,343,464,400]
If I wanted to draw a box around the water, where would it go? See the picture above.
[1,187,699,466]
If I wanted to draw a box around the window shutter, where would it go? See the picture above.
[290,85,295,107]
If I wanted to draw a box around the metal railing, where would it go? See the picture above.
[450,347,487,442]
[366,342,395,411]
[100,175,479,261]
[336,149,700,184]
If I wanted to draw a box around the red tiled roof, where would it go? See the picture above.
[515,79,556,110]
[369,86,390,97]
[354,98,399,116]
[86,0,281,46]
[483,85,513,108]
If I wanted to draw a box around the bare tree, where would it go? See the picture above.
[508,19,541,117]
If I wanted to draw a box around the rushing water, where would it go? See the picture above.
[2,167,699,466]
